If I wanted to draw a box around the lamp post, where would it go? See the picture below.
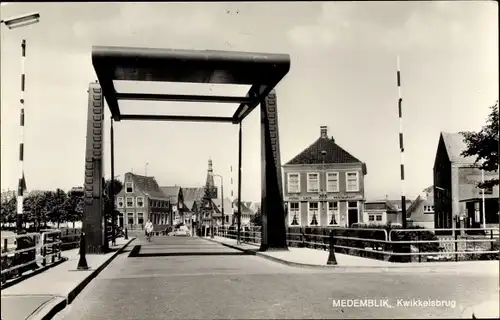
[212,173,225,230]
[1,12,40,235]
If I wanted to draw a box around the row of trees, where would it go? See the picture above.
[0,179,123,229]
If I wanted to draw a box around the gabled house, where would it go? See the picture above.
[232,199,255,226]
[405,186,435,229]
[116,173,170,229]
[282,126,367,227]
[433,132,499,233]
[160,186,185,225]
[212,197,234,226]
[182,187,205,213]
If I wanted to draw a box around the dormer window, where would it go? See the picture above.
[125,182,134,193]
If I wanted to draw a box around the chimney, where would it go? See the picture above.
[320,126,328,138]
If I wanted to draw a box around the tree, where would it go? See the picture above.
[251,207,262,226]
[63,192,84,228]
[461,101,499,188]
[23,190,53,230]
[1,190,16,224]
[103,178,123,221]
[46,189,68,228]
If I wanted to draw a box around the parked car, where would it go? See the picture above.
[167,226,190,236]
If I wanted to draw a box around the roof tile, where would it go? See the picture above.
[285,137,363,165]
[130,174,168,200]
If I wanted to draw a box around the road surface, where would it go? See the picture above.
[53,234,498,319]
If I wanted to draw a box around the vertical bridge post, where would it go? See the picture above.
[259,90,288,251]
[83,82,105,254]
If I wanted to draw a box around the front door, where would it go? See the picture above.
[347,201,359,226]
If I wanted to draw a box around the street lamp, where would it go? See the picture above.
[212,173,225,231]
[1,12,40,235]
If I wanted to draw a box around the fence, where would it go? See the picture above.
[216,226,499,263]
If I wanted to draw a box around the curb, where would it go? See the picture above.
[203,237,500,272]
[1,257,68,290]
[33,237,136,320]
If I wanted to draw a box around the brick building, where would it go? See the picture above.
[116,172,170,229]
[433,132,499,233]
[282,126,367,227]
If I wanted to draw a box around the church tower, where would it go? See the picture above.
[205,158,217,198]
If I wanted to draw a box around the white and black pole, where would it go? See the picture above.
[17,39,27,234]
[397,56,407,230]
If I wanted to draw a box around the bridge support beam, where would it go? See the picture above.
[83,82,106,254]
[259,90,288,252]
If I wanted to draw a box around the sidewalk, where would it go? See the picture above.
[1,237,136,320]
[205,236,500,273]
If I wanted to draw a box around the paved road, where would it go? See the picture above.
[53,234,498,319]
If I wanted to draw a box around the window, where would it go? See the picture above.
[307,173,319,193]
[327,202,340,226]
[125,182,133,193]
[137,212,144,225]
[136,197,144,207]
[326,172,339,192]
[368,215,375,221]
[424,205,435,213]
[376,215,383,221]
[287,173,300,193]
[346,172,359,192]
[307,202,320,226]
[126,197,134,208]
[117,197,124,208]
[288,202,301,226]
[127,212,134,225]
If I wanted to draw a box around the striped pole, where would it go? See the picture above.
[397,55,407,230]
[17,39,27,234]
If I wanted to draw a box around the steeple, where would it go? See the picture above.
[205,157,215,198]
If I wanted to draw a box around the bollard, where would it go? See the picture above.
[2,238,6,253]
[454,232,458,262]
[124,227,128,240]
[327,230,337,265]
[77,232,90,270]
[300,230,305,248]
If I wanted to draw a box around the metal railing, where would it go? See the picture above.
[1,229,82,283]
[215,226,499,263]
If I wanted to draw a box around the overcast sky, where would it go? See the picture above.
[1,2,498,202]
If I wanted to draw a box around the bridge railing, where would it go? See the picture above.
[215,226,499,263]
[0,229,82,285]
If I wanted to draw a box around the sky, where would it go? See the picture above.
[1,1,498,202]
